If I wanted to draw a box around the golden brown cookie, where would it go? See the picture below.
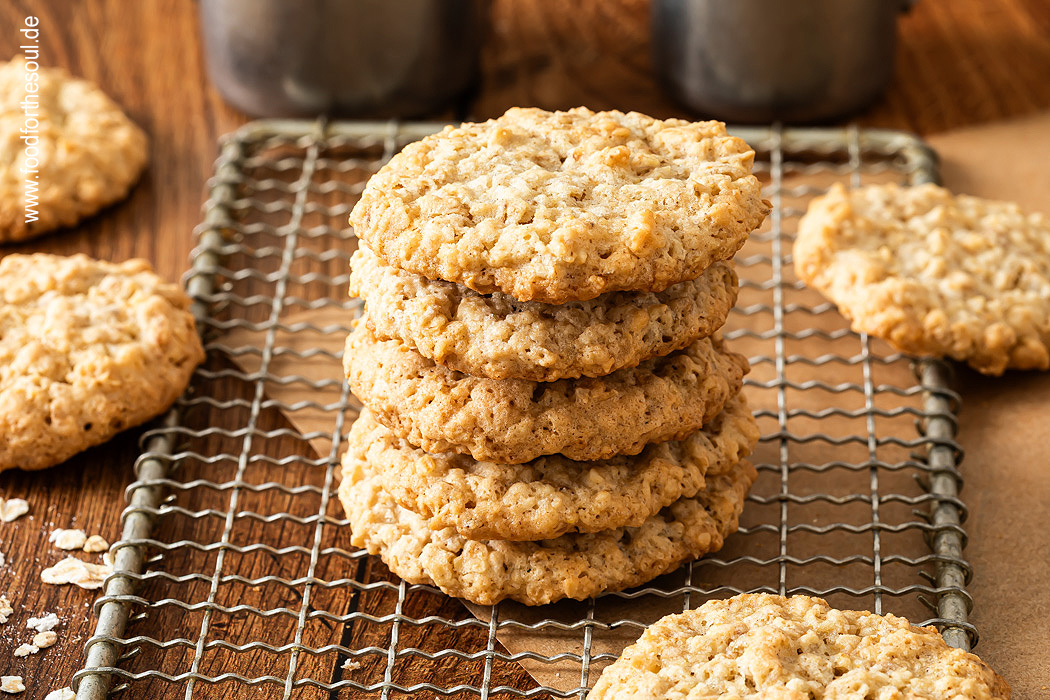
[590,593,1010,699]
[795,183,1050,375]
[0,254,203,471]
[0,57,148,242]
[350,244,738,381]
[339,445,756,606]
[350,107,768,303]
[345,321,749,464]
[346,397,758,540]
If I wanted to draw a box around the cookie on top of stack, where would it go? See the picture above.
[340,107,770,606]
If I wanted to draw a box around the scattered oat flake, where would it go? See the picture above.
[0,595,11,624]
[83,534,109,553]
[0,676,24,694]
[49,528,88,551]
[33,630,58,648]
[13,644,36,657]
[41,556,112,590]
[27,612,60,633]
[0,551,5,567]
[0,498,29,522]
[341,658,361,671]
[45,690,74,700]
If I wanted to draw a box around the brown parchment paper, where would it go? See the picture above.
[224,113,1050,696]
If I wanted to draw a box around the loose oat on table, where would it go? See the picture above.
[346,322,748,464]
[0,254,204,472]
[12,644,35,657]
[350,244,738,381]
[44,690,75,700]
[27,612,59,633]
[795,182,1050,375]
[0,497,29,521]
[350,107,768,303]
[83,534,109,553]
[590,593,1010,699]
[347,396,758,540]
[0,594,11,623]
[339,454,755,606]
[0,676,24,694]
[0,56,148,242]
[32,630,57,649]
[40,555,112,590]
[49,528,88,550]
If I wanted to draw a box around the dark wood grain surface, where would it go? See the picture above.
[1,1,1049,698]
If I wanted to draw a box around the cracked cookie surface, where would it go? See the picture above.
[1,57,148,242]
[345,398,757,541]
[795,183,1050,375]
[339,441,755,606]
[351,244,738,381]
[0,254,203,471]
[590,593,1010,699]
[350,107,767,303]
[345,321,749,464]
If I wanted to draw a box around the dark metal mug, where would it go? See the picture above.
[200,0,483,118]
[652,0,915,123]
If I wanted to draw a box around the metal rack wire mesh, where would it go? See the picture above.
[73,120,973,699]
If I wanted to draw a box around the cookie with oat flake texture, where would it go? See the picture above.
[349,244,739,381]
[0,56,148,242]
[345,321,749,464]
[350,107,768,303]
[794,182,1050,375]
[0,254,203,472]
[339,443,756,606]
[345,397,758,541]
[590,593,1009,699]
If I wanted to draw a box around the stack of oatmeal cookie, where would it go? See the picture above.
[339,107,769,606]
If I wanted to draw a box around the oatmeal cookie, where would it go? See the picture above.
[590,593,1009,699]
[795,183,1050,375]
[350,107,768,303]
[345,321,749,464]
[0,254,203,471]
[339,449,756,606]
[350,244,738,381]
[347,396,758,540]
[0,56,148,242]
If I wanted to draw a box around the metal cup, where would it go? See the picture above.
[200,0,483,118]
[652,0,914,123]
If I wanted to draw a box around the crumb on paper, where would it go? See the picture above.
[83,535,109,553]
[341,658,361,671]
[12,644,36,658]
[0,498,29,522]
[33,630,58,648]
[27,612,60,633]
[49,528,88,551]
[0,676,24,694]
[44,690,74,700]
[0,595,11,624]
[40,556,112,590]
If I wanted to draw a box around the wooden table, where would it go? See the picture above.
[1,1,1049,698]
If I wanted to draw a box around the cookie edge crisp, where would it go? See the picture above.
[339,454,757,606]
[345,323,749,464]
[0,254,203,472]
[350,107,768,303]
[589,593,1010,699]
[347,396,759,540]
[794,182,1050,375]
[351,244,740,381]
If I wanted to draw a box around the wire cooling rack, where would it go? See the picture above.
[73,120,973,699]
